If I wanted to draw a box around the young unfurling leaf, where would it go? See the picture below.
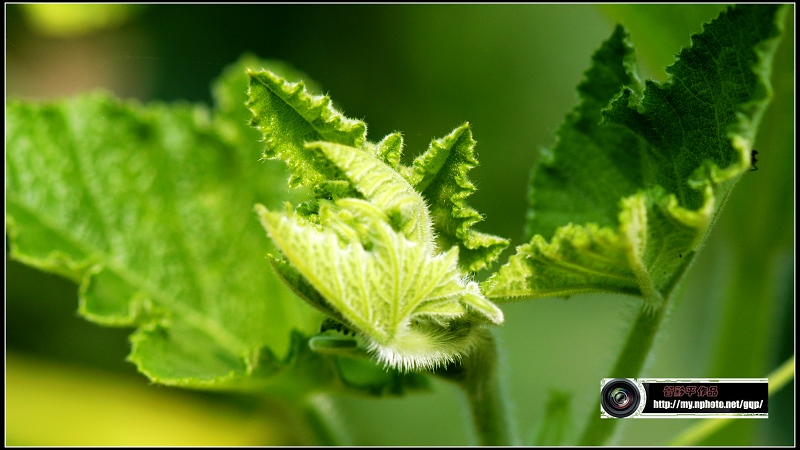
[256,142,503,372]
[247,66,508,371]
[402,125,510,272]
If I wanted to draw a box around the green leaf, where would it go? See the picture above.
[484,5,786,303]
[256,142,503,372]
[246,70,367,189]
[403,124,510,272]
[372,132,404,170]
[598,5,729,81]
[5,88,319,388]
[212,54,321,151]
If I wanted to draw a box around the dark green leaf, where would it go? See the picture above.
[485,5,786,303]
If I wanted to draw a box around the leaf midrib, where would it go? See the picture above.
[251,74,330,146]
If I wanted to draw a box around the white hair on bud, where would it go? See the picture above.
[364,321,484,372]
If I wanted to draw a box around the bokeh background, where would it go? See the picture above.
[6,4,794,445]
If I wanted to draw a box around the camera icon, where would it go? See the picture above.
[600,378,645,418]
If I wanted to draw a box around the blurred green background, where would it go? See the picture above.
[6,4,794,445]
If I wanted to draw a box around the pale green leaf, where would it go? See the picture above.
[246,70,367,189]
[256,143,503,372]
[6,90,316,388]
[373,132,404,170]
[246,69,508,372]
[212,55,321,153]
[308,141,433,244]
[485,5,786,303]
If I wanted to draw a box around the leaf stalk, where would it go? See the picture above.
[436,328,514,446]
[577,304,667,445]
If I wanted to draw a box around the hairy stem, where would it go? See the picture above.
[300,394,351,446]
[274,394,350,445]
[577,305,667,445]
[436,328,514,446]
